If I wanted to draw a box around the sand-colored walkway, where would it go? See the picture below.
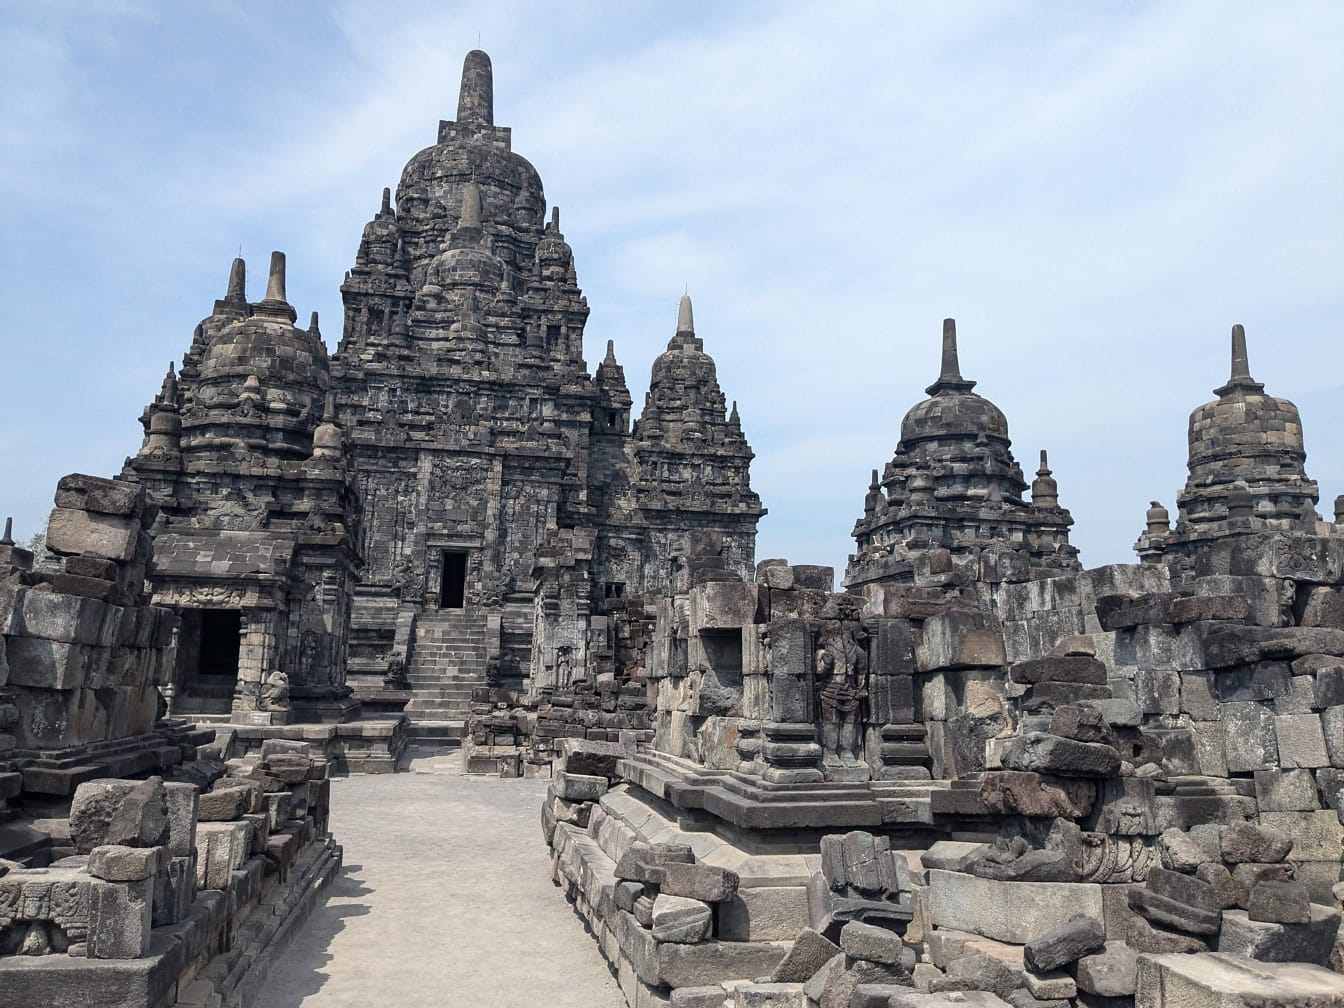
[255,753,624,1008]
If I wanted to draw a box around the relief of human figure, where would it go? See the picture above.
[816,623,868,769]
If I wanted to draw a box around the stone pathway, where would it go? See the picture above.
[255,753,625,1008]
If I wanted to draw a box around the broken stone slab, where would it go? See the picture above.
[1248,880,1312,923]
[1253,768,1321,812]
[1146,866,1223,914]
[1135,952,1344,1008]
[1074,941,1138,998]
[69,777,170,853]
[660,861,740,902]
[1216,906,1341,966]
[1193,863,1238,910]
[1125,914,1210,954]
[839,920,906,965]
[811,954,912,1008]
[1000,733,1120,778]
[927,870,1105,944]
[1128,886,1221,936]
[615,841,696,882]
[657,938,789,989]
[979,772,1095,818]
[651,893,713,943]
[770,926,841,983]
[45,506,140,561]
[1023,913,1105,972]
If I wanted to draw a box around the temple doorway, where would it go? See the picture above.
[175,608,242,714]
[440,551,468,609]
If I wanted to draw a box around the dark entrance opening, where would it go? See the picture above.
[198,610,242,679]
[441,551,468,609]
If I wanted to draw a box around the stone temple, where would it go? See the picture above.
[1,45,1343,1008]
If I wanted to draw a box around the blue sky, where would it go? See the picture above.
[2,1,1341,574]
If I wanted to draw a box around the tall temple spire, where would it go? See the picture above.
[380,186,392,217]
[1216,322,1265,395]
[925,317,976,395]
[226,257,246,302]
[457,49,494,126]
[676,293,695,337]
[603,339,617,366]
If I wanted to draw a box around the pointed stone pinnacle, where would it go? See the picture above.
[1,516,13,546]
[381,187,391,215]
[925,317,976,395]
[325,391,337,422]
[1216,322,1264,395]
[677,293,694,336]
[1038,449,1050,473]
[264,251,287,303]
[603,339,617,365]
[457,49,494,126]
[550,206,560,230]
[939,318,963,383]
[309,311,321,335]
[870,468,880,489]
[227,257,246,301]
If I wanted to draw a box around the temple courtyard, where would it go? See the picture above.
[255,754,623,1008]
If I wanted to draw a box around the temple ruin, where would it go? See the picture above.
[0,45,1341,1008]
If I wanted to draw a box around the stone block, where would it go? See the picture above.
[693,581,756,629]
[69,777,169,853]
[719,884,809,941]
[840,920,905,964]
[1158,828,1214,873]
[1128,886,1221,935]
[86,877,152,958]
[1135,952,1344,1008]
[891,994,1012,1008]
[1219,701,1277,772]
[917,611,1006,672]
[656,939,788,988]
[1023,913,1105,972]
[3,636,97,690]
[196,785,252,822]
[770,926,840,983]
[46,507,138,561]
[659,862,739,902]
[734,984,807,1008]
[556,770,609,802]
[1001,733,1120,778]
[1322,706,1344,767]
[1248,880,1311,923]
[1221,821,1292,864]
[1010,656,1107,686]
[1230,863,1296,908]
[1254,769,1321,812]
[1074,941,1138,998]
[1258,810,1344,862]
[88,844,162,882]
[54,474,144,516]
[1217,906,1341,965]
[979,771,1095,818]
[1147,866,1222,914]
[927,870,1105,944]
[1275,714,1330,768]
[651,893,713,943]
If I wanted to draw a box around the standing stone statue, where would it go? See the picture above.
[816,622,868,773]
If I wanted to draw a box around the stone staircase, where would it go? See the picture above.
[402,609,489,745]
